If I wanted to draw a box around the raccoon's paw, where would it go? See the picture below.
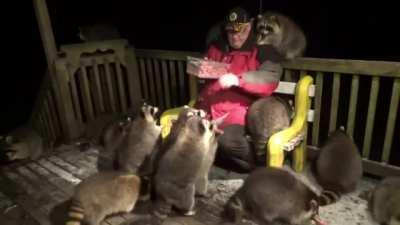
[183,210,196,216]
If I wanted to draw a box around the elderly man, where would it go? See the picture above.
[196,6,284,173]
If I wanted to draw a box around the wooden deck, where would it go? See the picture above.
[0,144,381,225]
[0,145,225,225]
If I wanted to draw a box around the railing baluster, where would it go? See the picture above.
[346,75,360,137]
[115,57,127,112]
[169,60,178,107]
[312,72,324,146]
[153,59,164,109]
[362,76,380,158]
[161,60,172,108]
[177,60,186,104]
[79,65,94,121]
[381,78,400,163]
[138,58,149,102]
[104,57,117,113]
[329,73,341,132]
[93,58,105,114]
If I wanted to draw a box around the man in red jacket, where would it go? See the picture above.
[196,6,284,173]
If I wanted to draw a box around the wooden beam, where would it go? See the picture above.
[33,0,58,71]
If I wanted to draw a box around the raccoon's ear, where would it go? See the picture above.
[257,14,263,19]
[6,151,15,160]
[151,106,159,116]
[269,15,280,26]
[5,136,13,144]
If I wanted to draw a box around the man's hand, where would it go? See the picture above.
[219,73,239,89]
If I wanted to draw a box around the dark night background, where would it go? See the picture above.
[3,0,400,135]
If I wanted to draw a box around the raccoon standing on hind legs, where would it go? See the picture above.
[152,106,221,221]
[256,11,307,60]
[116,103,162,175]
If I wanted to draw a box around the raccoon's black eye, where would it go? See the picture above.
[266,26,274,32]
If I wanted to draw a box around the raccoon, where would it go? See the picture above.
[223,167,327,225]
[313,128,363,204]
[246,96,292,165]
[78,22,120,42]
[153,107,220,219]
[65,171,140,225]
[75,113,124,150]
[2,125,43,161]
[369,176,400,225]
[116,103,161,176]
[96,115,133,171]
[256,12,306,60]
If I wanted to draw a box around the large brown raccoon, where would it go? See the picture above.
[65,171,140,225]
[313,129,363,204]
[223,167,327,225]
[369,176,400,225]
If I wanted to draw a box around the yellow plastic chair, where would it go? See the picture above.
[267,76,314,172]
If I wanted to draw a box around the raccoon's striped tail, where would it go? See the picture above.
[66,199,85,225]
[317,190,341,206]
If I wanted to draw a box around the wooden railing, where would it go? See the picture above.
[30,41,400,176]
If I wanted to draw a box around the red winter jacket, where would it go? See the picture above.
[195,32,283,128]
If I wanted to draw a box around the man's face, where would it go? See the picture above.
[226,23,251,49]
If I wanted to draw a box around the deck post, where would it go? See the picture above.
[33,0,58,72]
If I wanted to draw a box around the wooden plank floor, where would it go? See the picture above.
[0,146,222,225]
[0,145,380,225]
[0,146,143,225]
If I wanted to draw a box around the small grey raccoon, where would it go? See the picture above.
[75,113,127,149]
[313,128,363,204]
[369,176,400,225]
[153,106,220,218]
[246,96,291,164]
[116,103,161,175]
[256,12,306,60]
[78,22,120,42]
[2,125,43,161]
[223,167,327,225]
[66,171,141,225]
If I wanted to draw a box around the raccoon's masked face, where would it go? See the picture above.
[140,103,159,123]
[5,142,28,161]
[308,199,327,225]
[256,15,282,45]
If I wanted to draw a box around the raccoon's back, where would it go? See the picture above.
[277,14,307,58]
[316,137,362,192]
[156,140,204,183]
[239,168,313,217]
[247,97,291,150]
[74,171,140,209]
[370,177,400,223]
[9,126,43,160]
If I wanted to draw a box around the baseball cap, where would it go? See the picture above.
[225,7,251,32]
